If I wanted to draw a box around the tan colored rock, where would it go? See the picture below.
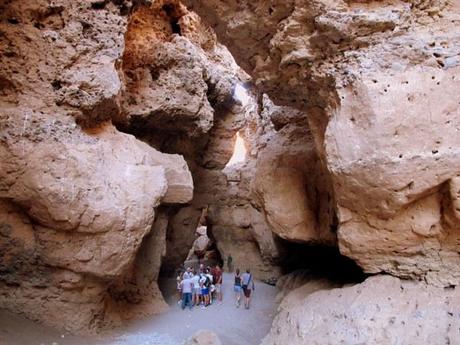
[186,225,211,260]
[121,1,243,137]
[263,275,460,345]
[210,166,283,282]
[274,270,340,304]
[185,330,222,345]
[187,0,460,285]
[0,0,193,333]
[1,120,191,279]
[0,200,109,333]
[251,96,336,244]
[107,208,170,320]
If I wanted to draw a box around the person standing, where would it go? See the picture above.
[191,270,201,306]
[180,275,194,310]
[200,269,211,307]
[205,268,214,304]
[234,268,243,307]
[214,264,223,303]
[241,269,255,309]
[184,267,193,279]
[176,270,183,303]
[227,254,233,272]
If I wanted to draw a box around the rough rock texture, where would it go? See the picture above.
[186,225,211,259]
[120,1,241,138]
[185,330,222,345]
[251,96,337,245]
[186,0,460,286]
[117,1,290,282]
[107,208,170,320]
[274,270,341,304]
[263,275,460,345]
[0,0,192,333]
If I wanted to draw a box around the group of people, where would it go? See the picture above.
[177,264,223,310]
[176,263,255,310]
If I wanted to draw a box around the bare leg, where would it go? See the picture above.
[235,290,241,307]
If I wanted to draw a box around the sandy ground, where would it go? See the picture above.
[0,273,277,345]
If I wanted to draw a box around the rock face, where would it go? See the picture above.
[120,1,240,138]
[251,96,336,245]
[186,0,460,286]
[185,330,222,345]
[262,275,460,345]
[0,0,192,333]
[116,0,293,282]
[2,0,460,340]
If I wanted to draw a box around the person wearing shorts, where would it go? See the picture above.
[201,286,210,307]
[205,269,213,304]
[234,268,242,307]
[241,269,255,309]
[200,273,210,307]
[191,271,201,306]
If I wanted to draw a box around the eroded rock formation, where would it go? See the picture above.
[186,0,460,286]
[0,0,193,333]
[263,275,460,345]
[2,0,460,341]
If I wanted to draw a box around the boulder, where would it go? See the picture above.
[263,275,460,345]
[185,330,222,345]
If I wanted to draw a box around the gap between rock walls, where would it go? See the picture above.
[2,0,459,343]
[114,0,365,309]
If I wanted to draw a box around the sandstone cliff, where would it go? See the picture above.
[187,0,460,287]
[0,0,194,333]
[2,0,460,340]
[184,0,460,343]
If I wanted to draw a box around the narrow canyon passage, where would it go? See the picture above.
[0,273,277,345]
[1,0,460,344]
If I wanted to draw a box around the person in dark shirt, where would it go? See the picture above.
[233,268,242,307]
[241,269,255,309]
[227,253,233,272]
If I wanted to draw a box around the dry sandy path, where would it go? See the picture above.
[0,273,277,345]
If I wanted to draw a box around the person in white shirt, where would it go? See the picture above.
[183,267,193,279]
[191,270,201,306]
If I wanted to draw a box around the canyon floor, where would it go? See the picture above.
[0,273,277,345]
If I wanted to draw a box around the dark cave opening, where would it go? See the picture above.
[162,4,182,35]
[275,237,366,285]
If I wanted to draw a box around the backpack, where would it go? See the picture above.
[204,275,211,288]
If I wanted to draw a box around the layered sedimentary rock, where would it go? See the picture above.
[263,275,460,345]
[186,0,460,286]
[0,0,192,333]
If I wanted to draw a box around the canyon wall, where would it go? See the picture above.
[185,0,460,343]
[0,0,196,333]
[186,0,460,287]
[2,0,460,340]
[0,0,294,332]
